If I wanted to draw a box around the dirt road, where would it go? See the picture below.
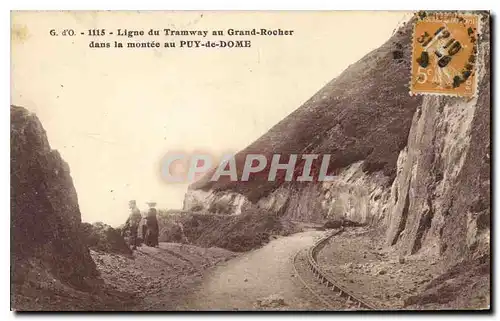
[17,230,328,311]
[180,230,327,311]
[91,243,237,311]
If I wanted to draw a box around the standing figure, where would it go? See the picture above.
[145,202,159,247]
[177,221,190,250]
[123,200,142,250]
[178,222,189,244]
[140,213,148,246]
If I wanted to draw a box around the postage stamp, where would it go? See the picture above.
[410,11,480,97]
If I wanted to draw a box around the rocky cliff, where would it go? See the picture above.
[185,14,490,271]
[386,15,490,264]
[189,20,422,208]
[185,20,422,224]
[11,106,99,289]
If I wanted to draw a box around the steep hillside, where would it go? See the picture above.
[157,209,296,252]
[190,20,422,203]
[185,19,423,224]
[184,13,491,308]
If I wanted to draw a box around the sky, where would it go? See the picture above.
[11,11,410,226]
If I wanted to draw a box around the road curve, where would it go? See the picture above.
[181,230,327,310]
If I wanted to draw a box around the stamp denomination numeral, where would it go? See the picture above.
[416,66,432,84]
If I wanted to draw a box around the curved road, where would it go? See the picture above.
[181,230,327,310]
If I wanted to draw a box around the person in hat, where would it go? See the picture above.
[123,200,142,250]
[145,202,159,247]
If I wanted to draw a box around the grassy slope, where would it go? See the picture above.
[190,20,422,202]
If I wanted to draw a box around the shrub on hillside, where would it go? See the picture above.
[81,222,132,255]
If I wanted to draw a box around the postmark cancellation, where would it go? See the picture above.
[410,11,480,97]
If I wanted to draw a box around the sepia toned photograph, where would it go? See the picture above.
[10,10,491,311]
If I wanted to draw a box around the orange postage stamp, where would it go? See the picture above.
[410,11,480,97]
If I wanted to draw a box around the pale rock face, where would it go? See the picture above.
[183,162,391,225]
[319,162,391,224]
[256,187,291,213]
[183,189,249,215]
[386,95,479,255]
[270,185,324,222]
[386,31,490,261]
[184,16,490,268]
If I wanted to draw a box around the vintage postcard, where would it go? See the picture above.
[10,11,491,311]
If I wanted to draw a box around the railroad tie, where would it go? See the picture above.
[296,228,376,311]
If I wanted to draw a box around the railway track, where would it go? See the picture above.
[292,228,378,310]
